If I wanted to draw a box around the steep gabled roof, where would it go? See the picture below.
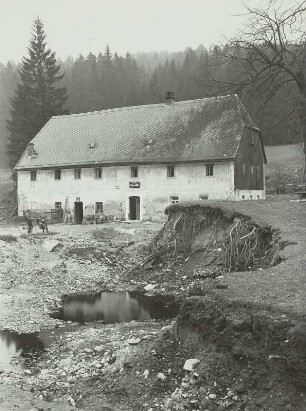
[15,94,266,170]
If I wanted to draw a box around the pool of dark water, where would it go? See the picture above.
[0,326,78,370]
[51,291,180,323]
[0,330,45,369]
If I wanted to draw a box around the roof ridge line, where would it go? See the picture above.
[51,94,235,119]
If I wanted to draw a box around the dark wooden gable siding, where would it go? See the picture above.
[234,128,264,190]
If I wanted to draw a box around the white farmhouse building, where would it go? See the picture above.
[14,94,266,222]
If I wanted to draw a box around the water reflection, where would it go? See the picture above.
[53,291,179,323]
[0,330,45,368]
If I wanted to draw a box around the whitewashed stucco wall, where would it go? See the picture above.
[17,161,236,220]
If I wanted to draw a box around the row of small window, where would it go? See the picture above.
[242,195,261,200]
[30,164,214,181]
[167,164,214,177]
[30,168,102,181]
[170,195,208,204]
[55,201,104,213]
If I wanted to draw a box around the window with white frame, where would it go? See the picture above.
[131,166,138,178]
[94,167,103,179]
[54,169,61,180]
[206,164,214,176]
[170,196,179,204]
[167,165,175,178]
[74,169,82,179]
[95,202,103,213]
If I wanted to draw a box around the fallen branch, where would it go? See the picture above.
[240,227,256,240]
[172,213,183,257]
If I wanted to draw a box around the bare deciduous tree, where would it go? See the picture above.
[204,0,306,182]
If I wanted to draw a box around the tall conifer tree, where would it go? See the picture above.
[7,18,68,167]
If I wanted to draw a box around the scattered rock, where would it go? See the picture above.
[209,393,216,400]
[127,337,141,345]
[183,358,200,371]
[144,284,156,292]
[68,396,76,407]
[236,383,246,394]
[157,372,166,381]
[43,240,60,252]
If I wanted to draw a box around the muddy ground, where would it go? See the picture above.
[0,197,305,410]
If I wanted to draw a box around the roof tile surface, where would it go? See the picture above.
[15,94,260,169]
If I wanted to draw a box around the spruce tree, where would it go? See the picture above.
[7,18,68,167]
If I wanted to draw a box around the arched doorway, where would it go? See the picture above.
[129,196,140,220]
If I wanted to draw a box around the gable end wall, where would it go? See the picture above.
[234,128,265,191]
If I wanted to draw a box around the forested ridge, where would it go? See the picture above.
[0,44,301,168]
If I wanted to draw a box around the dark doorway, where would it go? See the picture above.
[129,196,140,220]
[74,202,83,224]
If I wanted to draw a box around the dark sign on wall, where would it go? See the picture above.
[129,181,140,188]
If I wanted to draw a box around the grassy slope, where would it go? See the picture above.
[0,169,13,196]
[0,169,15,220]
[201,198,306,318]
[219,145,305,317]
[265,144,304,175]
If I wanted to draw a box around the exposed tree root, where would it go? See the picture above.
[131,205,283,275]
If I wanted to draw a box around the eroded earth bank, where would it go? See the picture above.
[0,198,305,410]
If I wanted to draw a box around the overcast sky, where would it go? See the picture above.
[0,0,270,64]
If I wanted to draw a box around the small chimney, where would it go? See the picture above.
[165,91,175,104]
[27,143,35,157]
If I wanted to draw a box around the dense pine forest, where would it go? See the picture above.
[0,44,301,168]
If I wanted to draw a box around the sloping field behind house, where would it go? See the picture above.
[0,169,15,220]
[0,169,13,199]
[265,144,304,176]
